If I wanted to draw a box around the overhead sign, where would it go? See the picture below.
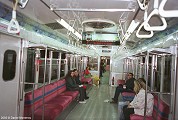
[82,40,120,45]
[102,50,111,53]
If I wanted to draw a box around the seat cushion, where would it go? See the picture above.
[59,91,79,100]
[152,95,169,120]
[121,92,135,101]
[34,104,63,120]
[130,114,153,120]
[46,95,73,109]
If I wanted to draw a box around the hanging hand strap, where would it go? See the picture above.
[144,0,167,31]
[159,0,178,17]
[7,0,20,34]
[136,10,154,38]
[18,0,29,9]
[136,0,150,10]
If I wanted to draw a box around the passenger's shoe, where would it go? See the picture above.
[85,96,89,100]
[110,98,117,104]
[110,100,117,104]
[79,101,86,104]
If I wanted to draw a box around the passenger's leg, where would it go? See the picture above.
[123,105,134,120]
[84,89,89,99]
[78,87,85,101]
[113,86,124,102]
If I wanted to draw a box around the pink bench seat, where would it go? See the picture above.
[34,104,63,120]
[24,79,79,120]
[130,95,170,120]
[121,92,135,102]
[80,71,92,84]
[117,79,125,85]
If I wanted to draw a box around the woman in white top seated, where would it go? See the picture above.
[123,78,154,120]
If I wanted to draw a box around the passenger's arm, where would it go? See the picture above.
[66,77,78,88]
[129,92,145,109]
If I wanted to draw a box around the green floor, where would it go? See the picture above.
[64,71,119,120]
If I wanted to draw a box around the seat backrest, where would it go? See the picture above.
[24,79,66,117]
[56,79,67,94]
[121,92,135,102]
[24,87,43,117]
[117,79,125,85]
[152,95,170,120]
[44,82,58,103]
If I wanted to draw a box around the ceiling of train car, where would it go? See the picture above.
[1,0,178,51]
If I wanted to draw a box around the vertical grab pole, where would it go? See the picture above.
[42,47,47,120]
[144,51,149,120]
[160,55,165,95]
[170,45,178,120]
[58,52,62,80]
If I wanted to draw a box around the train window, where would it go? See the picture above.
[39,60,50,83]
[40,50,49,58]
[25,49,35,90]
[163,55,171,92]
[53,52,59,58]
[107,59,110,65]
[60,53,66,78]
[3,50,16,81]
[88,57,98,71]
[51,59,58,81]
[67,55,70,70]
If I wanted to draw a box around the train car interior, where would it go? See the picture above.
[0,0,178,120]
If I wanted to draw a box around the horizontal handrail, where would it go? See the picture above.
[159,0,178,17]
[24,82,42,85]
[147,91,171,95]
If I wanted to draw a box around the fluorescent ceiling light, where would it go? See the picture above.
[56,19,74,33]
[56,19,82,40]
[74,31,82,40]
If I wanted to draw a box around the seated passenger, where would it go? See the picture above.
[123,79,154,120]
[65,70,87,104]
[73,69,89,99]
[84,66,92,78]
[110,73,135,103]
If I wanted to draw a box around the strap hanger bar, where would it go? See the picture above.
[52,8,135,12]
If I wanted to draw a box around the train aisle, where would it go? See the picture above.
[64,71,119,120]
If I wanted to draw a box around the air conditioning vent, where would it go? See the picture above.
[82,19,116,29]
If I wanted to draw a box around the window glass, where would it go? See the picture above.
[51,59,58,81]
[88,57,98,71]
[39,59,49,83]
[25,49,35,90]
[163,55,171,92]
[60,53,66,78]
[3,50,16,81]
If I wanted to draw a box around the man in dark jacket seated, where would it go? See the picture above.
[110,73,135,103]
